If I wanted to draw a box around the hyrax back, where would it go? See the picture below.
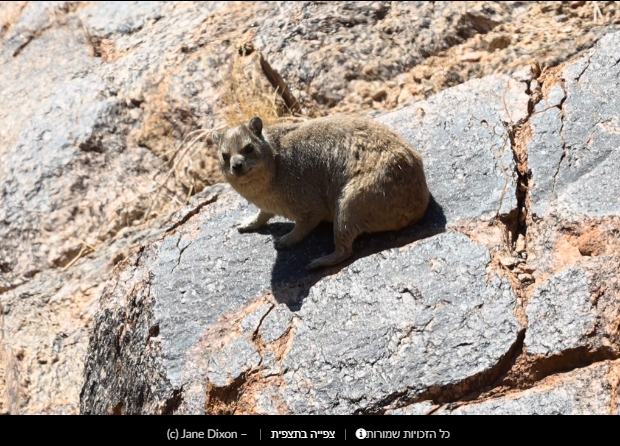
[213,116,430,269]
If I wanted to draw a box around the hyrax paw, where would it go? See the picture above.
[237,224,253,234]
[306,259,325,270]
[307,256,335,270]
[237,220,258,233]
[275,235,294,249]
[307,251,352,270]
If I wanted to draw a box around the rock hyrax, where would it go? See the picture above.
[212,116,430,269]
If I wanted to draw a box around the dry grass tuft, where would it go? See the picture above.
[218,43,289,128]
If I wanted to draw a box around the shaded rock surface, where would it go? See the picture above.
[1,1,620,414]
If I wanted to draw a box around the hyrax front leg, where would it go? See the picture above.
[275,215,323,249]
[237,210,274,233]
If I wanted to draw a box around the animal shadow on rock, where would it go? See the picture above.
[265,195,447,311]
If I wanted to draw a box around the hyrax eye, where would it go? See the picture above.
[242,144,254,155]
[222,153,230,163]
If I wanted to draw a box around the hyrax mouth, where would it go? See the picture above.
[229,166,253,178]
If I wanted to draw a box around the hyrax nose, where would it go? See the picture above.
[232,160,243,172]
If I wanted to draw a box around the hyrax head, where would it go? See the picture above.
[212,116,273,185]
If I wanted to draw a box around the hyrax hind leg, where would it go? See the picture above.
[237,209,274,233]
[275,214,324,249]
[307,194,361,270]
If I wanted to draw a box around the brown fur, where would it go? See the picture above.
[212,116,430,269]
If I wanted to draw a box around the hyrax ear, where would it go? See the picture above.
[212,131,221,146]
[248,116,263,136]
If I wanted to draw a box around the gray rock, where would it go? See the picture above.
[380,75,528,223]
[437,361,618,415]
[80,188,286,414]
[528,32,620,219]
[259,304,293,344]
[526,258,620,357]
[525,268,593,355]
[0,2,72,63]
[524,34,620,373]
[279,232,519,414]
[254,2,507,111]
[533,85,565,112]
[240,304,272,334]
[254,386,284,415]
[0,1,238,413]
[78,1,165,38]
[150,193,279,390]
[525,30,620,344]
[207,337,261,387]
[527,107,565,216]
[0,1,229,290]
[546,85,566,108]
[0,187,220,414]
